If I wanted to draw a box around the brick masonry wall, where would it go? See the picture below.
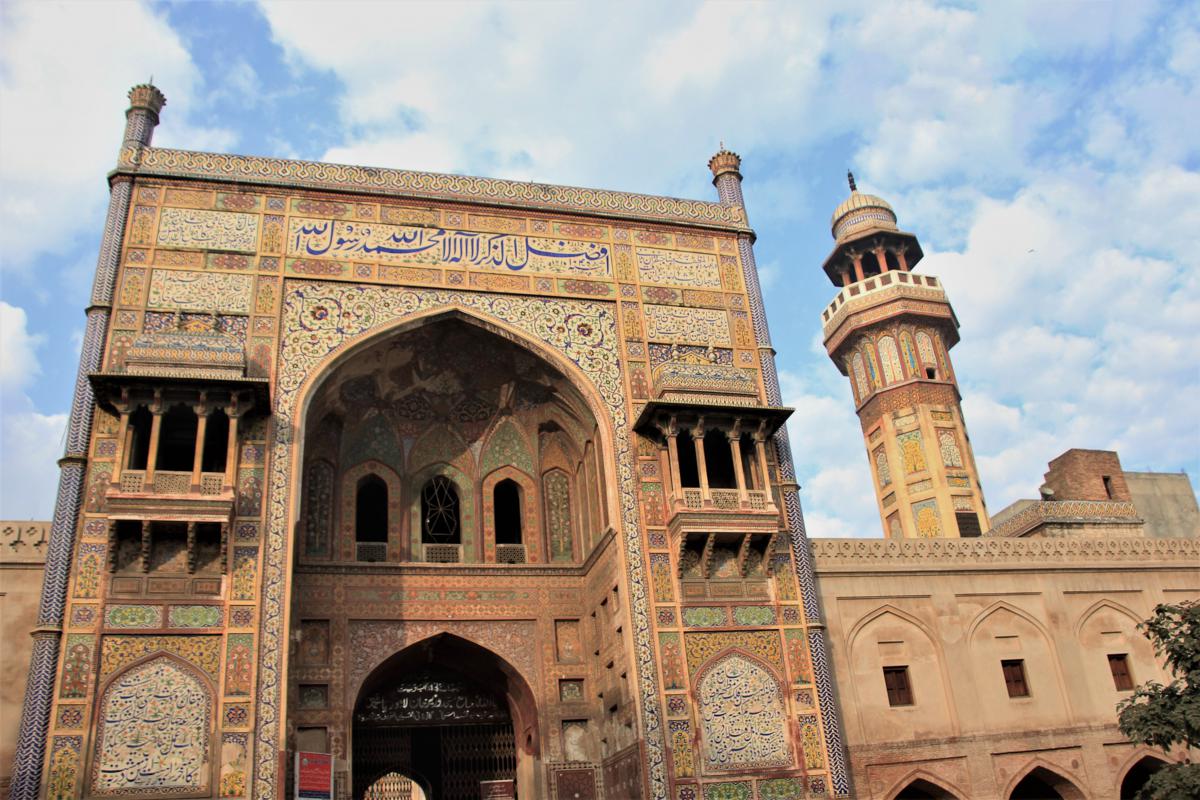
[1043,449,1131,502]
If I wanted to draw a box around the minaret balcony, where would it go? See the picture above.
[822,271,957,351]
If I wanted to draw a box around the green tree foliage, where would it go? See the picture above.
[1117,600,1200,799]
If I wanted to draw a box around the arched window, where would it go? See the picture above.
[421,476,460,543]
[494,479,522,545]
[355,475,388,543]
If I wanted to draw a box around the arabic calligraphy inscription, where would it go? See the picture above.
[90,656,211,795]
[697,653,791,772]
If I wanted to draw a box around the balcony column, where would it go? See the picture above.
[220,522,229,574]
[661,416,683,508]
[896,246,909,272]
[851,251,865,282]
[144,390,165,487]
[728,419,748,504]
[110,389,133,486]
[754,422,774,510]
[693,418,710,503]
[874,246,888,273]
[224,394,244,492]
[191,392,210,492]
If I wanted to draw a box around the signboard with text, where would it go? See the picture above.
[295,751,333,800]
[480,779,516,799]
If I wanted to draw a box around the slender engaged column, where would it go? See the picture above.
[9,83,165,800]
[729,428,748,503]
[224,407,241,491]
[111,407,131,486]
[708,145,853,797]
[144,404,163,486]
[692,423,710,502]
[192,402,210,490]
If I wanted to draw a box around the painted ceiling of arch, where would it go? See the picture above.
[307,319,595,450]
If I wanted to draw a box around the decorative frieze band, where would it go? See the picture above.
[119,147,751,231]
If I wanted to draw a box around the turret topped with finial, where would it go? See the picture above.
[127,82,166,117]
[707,142,743,181]
[123,81,167,150]
[708,142,744,206]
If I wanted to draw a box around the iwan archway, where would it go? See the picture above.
[279,305,643,798]
[352,634,538,800]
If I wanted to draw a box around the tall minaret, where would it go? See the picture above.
[820,174,988,538]
[8,84,165,800]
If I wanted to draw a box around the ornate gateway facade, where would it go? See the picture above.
[10,86,845,800]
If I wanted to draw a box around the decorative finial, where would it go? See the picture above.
[708,145,742,179]
[847,170,857,192]
[719,140,725,151]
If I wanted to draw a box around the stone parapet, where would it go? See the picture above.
[810,533,1197,571]
[1,521,50,564]
[986,499,1141,538]
[821,272,954,354]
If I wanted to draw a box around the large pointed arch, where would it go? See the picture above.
[258,293,666,798]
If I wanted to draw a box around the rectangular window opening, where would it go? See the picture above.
[955,512,982,538]
[1001,659,1029,698]
[1108,653,1134,691]
[882,665,913,706]
[1102,475,1114,499]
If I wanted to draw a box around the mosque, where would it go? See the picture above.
[2,84,1196,800]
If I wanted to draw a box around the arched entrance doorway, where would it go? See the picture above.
[1120,756,1167,799]
[1009,766,1086,800]
[352,634,538,800]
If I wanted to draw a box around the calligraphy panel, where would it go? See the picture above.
[287,217,612,278]
[90,656,212,796]
[147,270,253,314]
[643,305,731,345]
[157,208,260,253]
[636,248,722,288]
[696,653,791,772]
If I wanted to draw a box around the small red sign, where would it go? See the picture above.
[296,751,333,800]
[480,778,516,799]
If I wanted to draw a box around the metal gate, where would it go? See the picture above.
[353,670,516,800]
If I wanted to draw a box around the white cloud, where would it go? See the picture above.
[0,0,235,274]
[0,301,42,390]
[0,302,66,518]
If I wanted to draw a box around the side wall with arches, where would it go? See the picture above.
[812,539,1198,798]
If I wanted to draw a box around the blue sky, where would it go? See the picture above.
[1,1,1197,536]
